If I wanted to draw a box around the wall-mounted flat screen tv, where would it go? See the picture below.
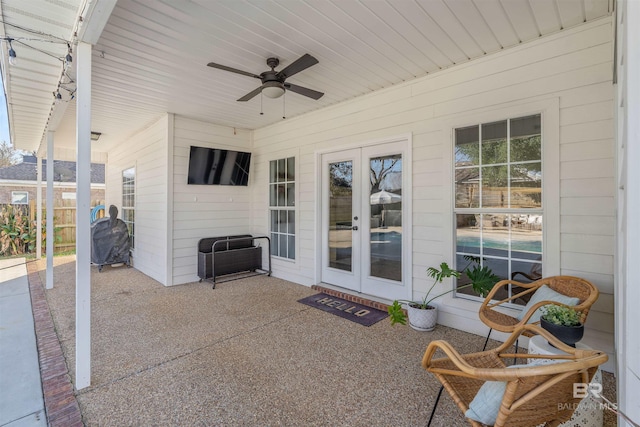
[187,146,251,186]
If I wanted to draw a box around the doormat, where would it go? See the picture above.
[297,293,388,326]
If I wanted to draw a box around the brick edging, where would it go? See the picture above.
[26,261,83,427]
[311,285,394,313]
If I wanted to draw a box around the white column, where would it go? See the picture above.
[75,41,92,390]
[36,156,42,259]
[620,1,640,424]
[46,133,54,289]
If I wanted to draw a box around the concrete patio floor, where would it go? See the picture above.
[32,256,616,426]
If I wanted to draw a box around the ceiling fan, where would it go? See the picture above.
[207,53,324,102]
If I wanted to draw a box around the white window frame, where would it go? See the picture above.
[122,167,135,249]
[448,100,560,304]
[268,156,296,261]
[11,191,29,205]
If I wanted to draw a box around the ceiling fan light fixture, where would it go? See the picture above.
[262,81,285,99]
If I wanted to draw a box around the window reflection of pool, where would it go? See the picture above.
[457,235,541,253]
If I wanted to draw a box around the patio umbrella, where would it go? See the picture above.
[370,190,401,227]
[370,190,402,205]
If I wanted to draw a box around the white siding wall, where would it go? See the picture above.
[251,18,615,360]
[106,115,170,285]
[171,116,252,285]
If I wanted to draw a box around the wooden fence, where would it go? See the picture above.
[28,199,105,253]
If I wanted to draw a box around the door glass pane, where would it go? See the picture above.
[328,161,353,271]
[369,155,402,281]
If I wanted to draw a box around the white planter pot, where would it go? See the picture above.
[407,304,438,332]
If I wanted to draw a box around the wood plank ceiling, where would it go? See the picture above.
[1,0,612,154]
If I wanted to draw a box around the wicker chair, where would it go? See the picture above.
[479,275,599,350]
[423,324,608,427]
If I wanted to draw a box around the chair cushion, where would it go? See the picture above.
[465,357,566,425]
[516,285,580,323]
[465,379,507,425]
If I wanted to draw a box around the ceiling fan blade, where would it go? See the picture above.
[284,83,324,100]
[207,62,261,79]
[277,53,318,79]
[237,86,264,102]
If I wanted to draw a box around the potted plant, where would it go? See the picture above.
[388,257,499,331]
[540,305,584,347]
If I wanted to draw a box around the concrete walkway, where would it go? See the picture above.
[0,258,46,427]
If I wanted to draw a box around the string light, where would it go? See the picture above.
[2,36,73,67]
[7,39,16,66]
[65,43,73,69]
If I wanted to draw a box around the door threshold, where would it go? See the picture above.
[312,284,393,313]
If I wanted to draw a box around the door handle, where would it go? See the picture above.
[352,226,359,231]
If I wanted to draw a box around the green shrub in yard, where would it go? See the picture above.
[0,205,31,255]
[0,204,55,256]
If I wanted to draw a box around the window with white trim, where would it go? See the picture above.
[11,191,28,205]
[454,114,542,304]
[269,157,295,260]
[122,167,135,249]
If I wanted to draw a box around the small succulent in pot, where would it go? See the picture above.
[541,305,582,327]
[540,305,584,347]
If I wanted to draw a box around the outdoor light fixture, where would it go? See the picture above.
[261,81,285,99]
[8,39,16,66]
[90,132,102,141]
[65,43,73,68]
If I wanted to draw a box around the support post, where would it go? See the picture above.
[75,41,92,390]
[46,133,54,289]
[36,155,42,259]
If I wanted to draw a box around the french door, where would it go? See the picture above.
[320,141,410,301]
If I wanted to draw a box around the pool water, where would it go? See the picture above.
[457,235,541,253]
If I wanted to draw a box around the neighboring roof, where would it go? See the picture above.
[0,155,105,184]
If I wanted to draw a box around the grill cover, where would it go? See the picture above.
[91,205,131,266]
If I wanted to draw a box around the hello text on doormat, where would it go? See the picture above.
[297,293,388,326]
